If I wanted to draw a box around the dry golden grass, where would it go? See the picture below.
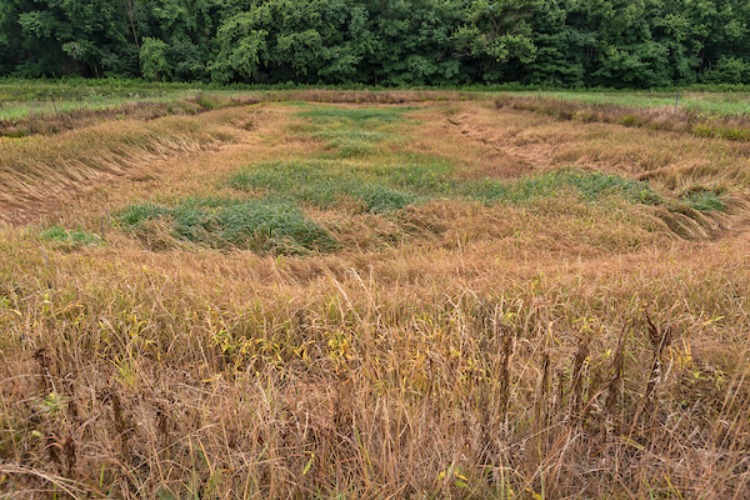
[0,110,255,225]
[1,92,749,498]
[416,101,750,192]
[0,94,261,139]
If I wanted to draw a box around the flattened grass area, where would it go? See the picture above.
[121,103,719,255]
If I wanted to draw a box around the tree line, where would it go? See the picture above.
[1,0,750,88]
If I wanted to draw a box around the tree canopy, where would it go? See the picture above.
[1,0,750,87]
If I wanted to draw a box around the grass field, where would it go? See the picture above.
[510,90,750,116]
[1,82,749,498]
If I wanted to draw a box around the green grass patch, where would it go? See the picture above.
[681,188,728,212]
[369,162,455,193]
[324,141,376,159]
[311,129,393,158]
[299,106,413,125]
[229,162,344,207]
[119,198,338,255]
[311,130,391,143]
[228,160,455,212]
[296,106,412,158]
[354,185,420,213]
[39,226,100,247]
[229,161,660,215]
[466,170,661,205]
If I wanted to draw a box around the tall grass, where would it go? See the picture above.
[0,232,747,497]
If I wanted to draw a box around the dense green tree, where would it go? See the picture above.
[0,0,137,77]
[521,0,584,86]
[1,0,749,86]
[140,37,170,80]
[454,0,538,82]
[211,0,380,84]
[365,0,466,85]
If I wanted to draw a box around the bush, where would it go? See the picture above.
[702,56,750,85]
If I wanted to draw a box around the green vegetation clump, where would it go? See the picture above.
[230,162,390,210]
[296,106,411,158]
[354,185,420,213]
[311,130,392,158]
[119,198,338,255]
[229,162,344,208]
[39,226,100,247]
[119,203,169,226]
[466,170,662,205]
[682,188,728,212]
[310,130,391,144]
[299,107,411,124]
[228,160,456,212]
[230,161,661,213]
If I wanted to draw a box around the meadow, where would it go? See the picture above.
[0,82,749,498]
[510,89,750,116]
